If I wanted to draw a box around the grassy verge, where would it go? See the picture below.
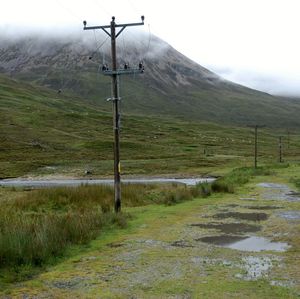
[2,75,300,179]
[0,164,286,282]
[291,176,300,190]
[211,166,272,193]
[0,182,211,279]
[1,163,300,297]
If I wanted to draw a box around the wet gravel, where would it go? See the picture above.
[277,211,300,220]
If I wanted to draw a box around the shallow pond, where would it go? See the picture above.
[0,177,215,188]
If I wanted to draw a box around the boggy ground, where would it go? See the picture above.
[1,170,300,298]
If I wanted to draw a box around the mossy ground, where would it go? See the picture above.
[1,164,300,298]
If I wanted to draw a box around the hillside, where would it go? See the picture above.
[1,74,300,178]
[1,33,300,128]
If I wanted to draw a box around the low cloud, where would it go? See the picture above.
[209,65,300,97]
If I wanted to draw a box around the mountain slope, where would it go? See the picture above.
[1,33,300,128]
[3,74,300,178]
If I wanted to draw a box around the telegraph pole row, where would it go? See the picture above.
[279,136,283,163]
[248,125,265,169]
[254,125,266,168]
[83,16,145,213]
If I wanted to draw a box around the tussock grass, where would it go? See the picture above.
[291,177,300,190]
[0,182,211,271]
[0,184,138,270]
[212,166,271,193]
[0,165,276,275]
[163,183,211,205]
[0,210,125,267]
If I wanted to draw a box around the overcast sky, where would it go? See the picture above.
[1,0,300,96]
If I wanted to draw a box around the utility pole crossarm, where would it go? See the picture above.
[83,25,111,30]
[115,21,145,28]
[83,23,111,36]
[83,17,145,38]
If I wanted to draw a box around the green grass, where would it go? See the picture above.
[3,37,300,131]
[1,163,300,296]
[0,165,274,278]
[1,75,300,178]
[211,166,272,193]
[0,181,211,275]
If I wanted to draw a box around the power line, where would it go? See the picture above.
[89,34,110,60]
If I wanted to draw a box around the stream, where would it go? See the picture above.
[0,177,216,188]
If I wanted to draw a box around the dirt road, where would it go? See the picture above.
[1,179,300,298]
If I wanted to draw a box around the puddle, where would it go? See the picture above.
[191,222,261,234]
[277,211,300,220]
[197,235,289,252]
[197,235,247,246]
[257,182,300,202]
[213,212,268,221]
[227,236,290,252]
[245,205,282,210]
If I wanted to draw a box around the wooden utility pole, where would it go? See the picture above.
[254,125,258,169]
[279,136,283,163]
[83,16,145,213]
[248,125,265,169]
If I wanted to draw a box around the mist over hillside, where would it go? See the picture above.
[1,31,300,128]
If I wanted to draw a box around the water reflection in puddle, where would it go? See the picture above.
[197,235,289,252]
[226,236,289,252]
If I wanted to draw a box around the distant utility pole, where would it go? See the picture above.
[279,136,283,163]
[254,126,258,168]
[248,125,265,169]
[83,16,145,213]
